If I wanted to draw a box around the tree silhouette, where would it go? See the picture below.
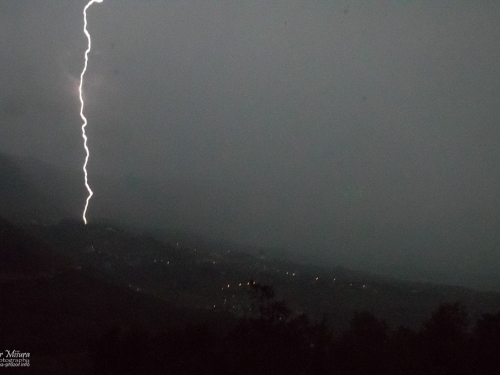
[472,311,500,374]
[335,312,390,375]
[418,302,470,375]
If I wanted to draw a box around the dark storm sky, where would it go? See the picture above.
[1,1,500,281]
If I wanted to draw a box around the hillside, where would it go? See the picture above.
[1,217,500,373]
[2,151,500,292]
[13,218,500,335]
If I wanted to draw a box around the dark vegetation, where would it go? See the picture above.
[1,217,500,374]
[93,288,500,375]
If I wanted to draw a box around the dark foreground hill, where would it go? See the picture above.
[0,218,235,373]
[1,217,500,374]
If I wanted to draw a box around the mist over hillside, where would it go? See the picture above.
[1,151,499,292]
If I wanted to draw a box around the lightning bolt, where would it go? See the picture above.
[79,0,103,224]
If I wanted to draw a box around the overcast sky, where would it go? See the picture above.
[1,1,500,283]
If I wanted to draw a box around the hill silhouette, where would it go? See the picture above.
[1,215,500,373]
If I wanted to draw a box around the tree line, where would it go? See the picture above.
[90,282,500,374]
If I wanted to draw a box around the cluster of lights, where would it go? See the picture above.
[213,277,371,313]
[221,281,254,290]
